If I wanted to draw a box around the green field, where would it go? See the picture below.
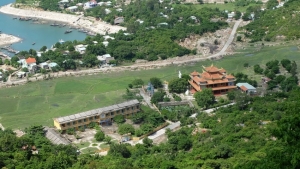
[0,45,300,129]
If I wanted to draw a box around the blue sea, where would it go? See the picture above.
[0,0,87,56]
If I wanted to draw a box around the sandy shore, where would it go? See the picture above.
[0,33,22,46]
[0,3,126,34]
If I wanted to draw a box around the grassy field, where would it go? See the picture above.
[0,45,300,129]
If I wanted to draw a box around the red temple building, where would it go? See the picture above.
[189,65,236,95]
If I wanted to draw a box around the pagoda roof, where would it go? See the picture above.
[203,64,220,73]
[190,71,200,76]
[226,74,235,79]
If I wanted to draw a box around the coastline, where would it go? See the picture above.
[0,3,126,35]
[0,33,22,47]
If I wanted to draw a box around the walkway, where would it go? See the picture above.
[190,103,235,118]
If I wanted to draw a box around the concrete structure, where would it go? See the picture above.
[44,127,70,145]
[53,100,140,132]
[114,17,124,25]
[236,83,256,94]
[97,54,114,64]
[84,0,97,9]
[189,65,236,95]
[67,6,78,12]
[75,44,87,54]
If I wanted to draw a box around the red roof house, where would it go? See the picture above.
[26,57,36,64]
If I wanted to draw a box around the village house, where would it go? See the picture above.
[75,44,87,54]
[40,62,49,69]
[53,100,140,132]
[58,0,69,9]
[84,0,97,9]
[67,6,78,12]
[236,83,257,95]
[18,57,37,73]
[0,72,2,81]
[97,54,115,65]
[189,65,236,95]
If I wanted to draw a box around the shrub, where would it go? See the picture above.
[95,130,105,141]
[66,128,75,135]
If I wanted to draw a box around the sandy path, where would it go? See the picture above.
[0,4,126,34]
[0,33,22,46]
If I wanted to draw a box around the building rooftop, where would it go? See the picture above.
[55,99,139,124]
[44,127,70,145]
[236,83,256,90]
[26,57,36,64]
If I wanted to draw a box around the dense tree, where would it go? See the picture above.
[254,64,263,74]
[113,114,125,124]
[132,79,144,88]
[150,77,163,88]
[94,130,105,141]
[82,54,99,67]
[118,123,135,135]
[108,143,131,158]
[168,78,188,93]
[150,91,165,104]
[194,88,215,109]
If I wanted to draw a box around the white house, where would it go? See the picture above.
[67,6,78,12]
[236,83,256,95]
[84,0,97,9]
[97,54,115,65]
[103,35,115,40]
[49,62,58,68]
[0,72,2,81]
[40,62,49,69]
[102,41,109,47]
[75,44,88,54]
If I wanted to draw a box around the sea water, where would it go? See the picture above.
[0,0,87,56]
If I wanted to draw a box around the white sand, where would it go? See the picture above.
[0,33,22,46]
[0,4,126,34]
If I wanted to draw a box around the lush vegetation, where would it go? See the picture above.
[244,0,300,42]
[3,88,300,168]
[2,44,300,129]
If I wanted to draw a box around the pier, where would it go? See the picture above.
[0,46,19,54]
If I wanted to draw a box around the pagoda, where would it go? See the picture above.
[189,65,236,95]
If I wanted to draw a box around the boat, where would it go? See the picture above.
[50,23,59,26]
[32,42,36,45]
[13,17,18,20]
[59,39,65,44]
[64,30,72,34]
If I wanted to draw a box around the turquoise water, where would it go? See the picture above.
[0,0,87,56]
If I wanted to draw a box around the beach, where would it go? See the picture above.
[0,33,21,46]
[0,3,126,35]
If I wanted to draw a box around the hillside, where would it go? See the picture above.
[244,0,300,42]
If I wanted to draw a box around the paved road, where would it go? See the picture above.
[138,121,181,144]
[139,88,155,109]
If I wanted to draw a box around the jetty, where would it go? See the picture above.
[0,46,19,54]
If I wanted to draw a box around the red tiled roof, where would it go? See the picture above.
[219,68,226,73]
[190,71,199,76]
[193,76,206,83]
[204,65,219,72]
[240,85,248,92]
[26,57,36,64]
[226,74,235,79]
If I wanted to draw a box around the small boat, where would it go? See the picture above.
[32,42,36,45]
[65,30,72,34]
[13,17,18,20]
